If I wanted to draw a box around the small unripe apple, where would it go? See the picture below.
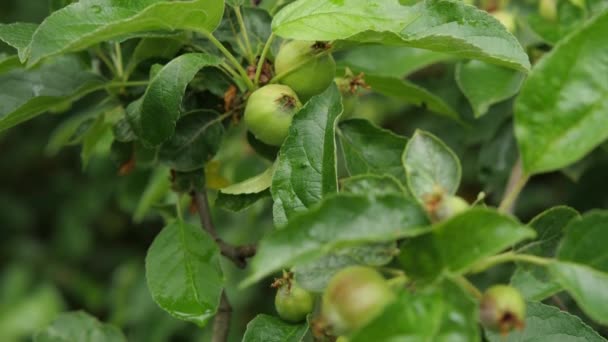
[480,285,526,334]
[322,266,394,335]
[244,84,302,146]
[275,282,314,323]
[275,40,336,101]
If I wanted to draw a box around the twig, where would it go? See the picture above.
[105,81,149,88]
[468,251,551,274]
[212,291,232,342]
[112,42,125,81]
[199,31,255,91]
[193,190,256,268]
[234,6,254,64]
[193,188,254,341]
[94,46,117,75]
[254,33,275,86]
[498,158,529,214]
[453,275,482,300]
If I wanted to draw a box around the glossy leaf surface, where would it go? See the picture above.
[242,314,308,342]
[27,0,224,65]
[243,193,429,287]
[515,11,608,174]
[403,130,461,201]
[146,220,224,327]
[338,119,408,183]
[271,85,342,227]
[273,0,530,71]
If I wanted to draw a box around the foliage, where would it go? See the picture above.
[1,0,608,341]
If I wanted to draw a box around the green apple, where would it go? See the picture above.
[480,285,526,333]
[275,282,314,323]
[275,40,336,101]
[322,266,394,335]
[244,84,302,146]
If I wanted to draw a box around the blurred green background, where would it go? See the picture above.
[2,0,608,341]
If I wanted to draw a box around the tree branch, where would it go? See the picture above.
[192,189,255,342]
[193,189,256,268]
[211,291,232,342]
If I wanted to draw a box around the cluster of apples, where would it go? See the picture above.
[244,41,336,146]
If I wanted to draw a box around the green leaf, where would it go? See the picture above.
[80,111,114,169]
[0,55,21,74]
[216,190,270,212]
[134,141,160,168]
[271,85,343,227]
[145,220,224,327]
[242,193,429,287]
[341,174,408,197]
[80,105,122,168]
[557,211,608,272]
[515,10,608,174]
[242,314,308,342]
[400,208,536,280]
[0,22,37,61]
[485,301,606,342]
[49,0,74,12]
[436,209,535,273]
[477,122,517,193]
[216,164,276,212]
[272,0,530,71]
[351,280,479,342]
[125,36,185,75]
[456,60,525,117]
[336,45,452,77]
[366,75,458,119]
[221,163,276,195]
[510,268,560,303]
[46,100,119,156]
[402,129,461,201]
[158,110,224,171]
[0,285,64,341]
[511,206,579,300]
[34,311,126,342]
[27,0,224,65]
[338,119,409,183]
[549,262,608,325]
[130,53,222,146]
[518,206,580,256]
[0,55,105,132]
[294,243,397,292]
[133,167,171,223]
